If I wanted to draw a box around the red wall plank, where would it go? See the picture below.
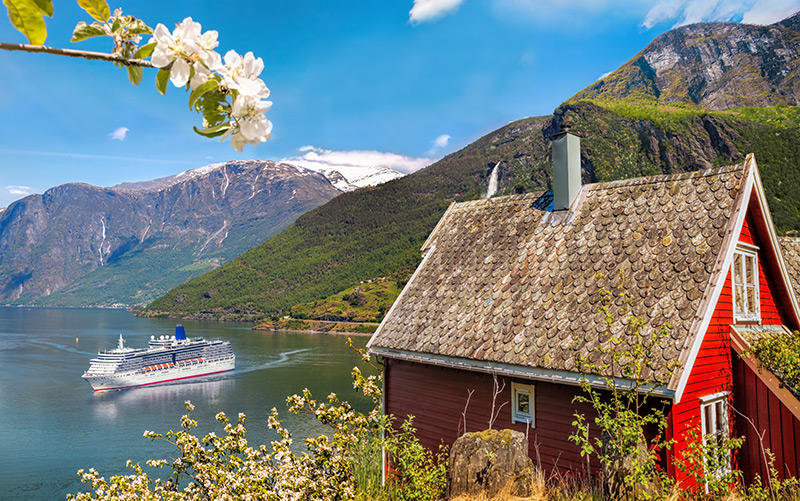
[385,358,602,477]
[731,357,800,483]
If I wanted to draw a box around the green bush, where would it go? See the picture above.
[748,330,800,397]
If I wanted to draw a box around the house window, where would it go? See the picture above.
[511,382,535,427]
[700,393,730,480]
[733,246,759,322]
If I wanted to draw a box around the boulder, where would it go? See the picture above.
[448,429,534,497]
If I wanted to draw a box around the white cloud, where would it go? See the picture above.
[598,71,613,80]
[433,134,451,148]
[410,0,465,23]
[742,0,800,24]
[109,126,129,141]
[642,0,800,28]
[493,0,796,27]
[6,185,32,196]
[285,146,431,174]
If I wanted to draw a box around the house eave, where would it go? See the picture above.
[371,347,675,399]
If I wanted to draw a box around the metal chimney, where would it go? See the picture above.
[552,125,581,211]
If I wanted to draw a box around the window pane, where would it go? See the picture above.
[746,255,757,285]
[735,285,746,314]
[517,392,530,414]
[704,405,713,436]
[734,254,744,284]
[747,286,757,315]
[715,401,726,434]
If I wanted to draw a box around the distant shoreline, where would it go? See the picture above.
[254,325,374,337]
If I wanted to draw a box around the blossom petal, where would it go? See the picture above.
[150,45,174,68]
[152,24,173,45]
[170,58,191,88]
[224,50,242,69]
[236,78,270,99]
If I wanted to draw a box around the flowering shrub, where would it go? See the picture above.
[2,1,272,151]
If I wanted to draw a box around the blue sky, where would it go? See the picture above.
[1,0,799,208]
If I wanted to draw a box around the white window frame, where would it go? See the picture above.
[511,382,535,427]
[699,392,731,482]
[732,244,760,323]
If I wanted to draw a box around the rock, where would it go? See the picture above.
[447,429,535,498]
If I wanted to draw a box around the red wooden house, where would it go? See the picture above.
[367,129,800,488]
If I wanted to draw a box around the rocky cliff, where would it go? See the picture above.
[0,161,341,307]
[572,14,800,110]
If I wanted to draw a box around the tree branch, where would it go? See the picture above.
[0,42,155,67]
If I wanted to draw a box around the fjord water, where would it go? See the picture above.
[0,307,371,500]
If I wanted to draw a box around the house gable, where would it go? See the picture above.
[663,157,800,485]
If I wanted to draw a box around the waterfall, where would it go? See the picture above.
[484,162,501,199]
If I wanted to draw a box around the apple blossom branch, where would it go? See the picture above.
[0,42,154,67]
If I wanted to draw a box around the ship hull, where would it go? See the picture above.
[84,357,235,392]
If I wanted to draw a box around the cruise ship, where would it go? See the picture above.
[82,326,235,391]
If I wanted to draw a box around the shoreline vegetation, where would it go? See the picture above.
[138,270,408,334]
[254,318,379,335]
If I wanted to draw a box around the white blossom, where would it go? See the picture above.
[150,17,221,88]
[222,94,273,152]
[220,50,270,98]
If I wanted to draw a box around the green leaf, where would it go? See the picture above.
[127,19,152,36]
[155,67,170,95]
[188,80,219,110]
[193,122,230,138]
[4,0,48,45]
[76,0,109,22]
[110,16,119,32]
[30,0,51,16]
[70,20,105,42]
[133,41,155,59]
[127,65,142,86]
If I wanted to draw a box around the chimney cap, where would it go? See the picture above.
[552,123,577,140]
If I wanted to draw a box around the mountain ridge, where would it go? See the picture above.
[571,13,800,110]
[142,13,800,320]
[0,160,341,307]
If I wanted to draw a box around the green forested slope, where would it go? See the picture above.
[141,115,551,319]
[143,102,800,320]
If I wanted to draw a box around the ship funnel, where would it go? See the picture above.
[175,325,187,341]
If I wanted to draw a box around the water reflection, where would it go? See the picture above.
[91,375,236,420]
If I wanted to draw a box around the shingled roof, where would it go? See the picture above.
[778,237,800,306]
[369,160,751,391]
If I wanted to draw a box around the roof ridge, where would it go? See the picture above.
[452,162,745,211]
[593,162,745,191]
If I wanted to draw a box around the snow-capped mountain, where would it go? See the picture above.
[292,164,405,191]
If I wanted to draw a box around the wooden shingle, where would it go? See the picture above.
[370,162,748,386]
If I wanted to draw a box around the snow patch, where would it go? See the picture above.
[284,162,404,191]
[222,166,230,197]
